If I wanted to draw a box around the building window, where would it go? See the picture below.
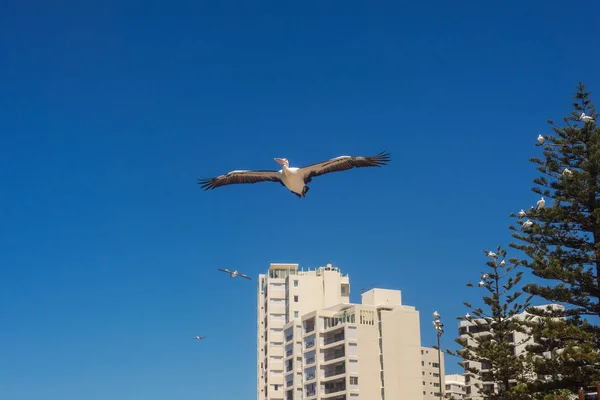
[294,295,299,302]
[350,377,358,385]
[294,311,299,318]
[421,361,424,366]
[294,280,298,287]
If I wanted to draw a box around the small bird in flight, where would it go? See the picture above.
[193,336,205,340]
[218,268,251,280]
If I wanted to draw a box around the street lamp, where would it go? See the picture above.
[432,311,444,398]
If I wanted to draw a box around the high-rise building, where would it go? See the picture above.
[421,346,445,399]
[257,262,423,400]
[444,374,466,399]
[457,304,565,399]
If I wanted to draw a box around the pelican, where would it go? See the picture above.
[481,273,489,280]
[562,168,572,176]
[478,280,485,287]
[518,209,526,218]
[218,268,251,280]
[487,251,497,258]
[433,311,440,319]
[193,336,205,340]
[537,197,545,209]
[522,220,533,231]
[537,134,545,144]
[579,112,596,123]
[198,151,391,198]
[500,260,505,266]
[465,313,472,321]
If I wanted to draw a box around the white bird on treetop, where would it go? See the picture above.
[522,220,533,230]
[537,134,545,144]
[500,260,506,266]
[478,280,485,287]
[537,197,546,209]
[481,273,489,280]
[198,151,391,198]
[580,112,596,123]
[487,251,497,258]
[465,313,472,321]
[562,168,572,176]
[518,209,526,218]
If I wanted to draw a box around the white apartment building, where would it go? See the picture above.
[257,262,423,400]
[444,374,465,399]
[457,304,565,400]
[422,346,445,399]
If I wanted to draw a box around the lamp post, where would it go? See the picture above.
[433,311,444,398]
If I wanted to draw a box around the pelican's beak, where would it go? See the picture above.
[274,158,285,165]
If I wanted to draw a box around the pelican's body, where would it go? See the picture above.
[198,151,391,198]
[278,164,308,196]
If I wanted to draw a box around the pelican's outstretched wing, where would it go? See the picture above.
[218,268,233,274]
[299,151,391,183]
[198,170,281,190]
[238,273,251,280]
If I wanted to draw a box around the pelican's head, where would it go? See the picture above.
[274,158,289,167]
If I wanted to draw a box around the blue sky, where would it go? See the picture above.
[1,1,599,399]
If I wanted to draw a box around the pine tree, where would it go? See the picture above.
[509,82,600,393]
[452,246,534,400]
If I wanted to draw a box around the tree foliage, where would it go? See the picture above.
[452,246,534,400]
[509,82,600,392]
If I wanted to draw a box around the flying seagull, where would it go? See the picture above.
[193,336,205,340]
[198,151,391,198]
[218,268,251,280]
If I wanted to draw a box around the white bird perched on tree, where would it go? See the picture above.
[537,197,546,209]
[537,134,545,144]
[579,112,596,123]
[487,251,497,258]
[562,168,573,176]
[481,273,489,280]
[478,280,485,287]
[518,209,526,218]
[500,260,506,266]
[522,220,533,230]
[433,311,440,319]
[465,313,472,321]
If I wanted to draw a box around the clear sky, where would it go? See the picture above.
[1,1,599,399]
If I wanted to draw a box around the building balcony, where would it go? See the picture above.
[305,357,316,365]
[322,331,345,347]
[322,348,345,363]
[322,361,345,379]
[322,378,346,394]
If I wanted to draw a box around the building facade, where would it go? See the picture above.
[421,346,445,399]
[257,262,423,400]
[444,374,465,399]
[457,304,565,399]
